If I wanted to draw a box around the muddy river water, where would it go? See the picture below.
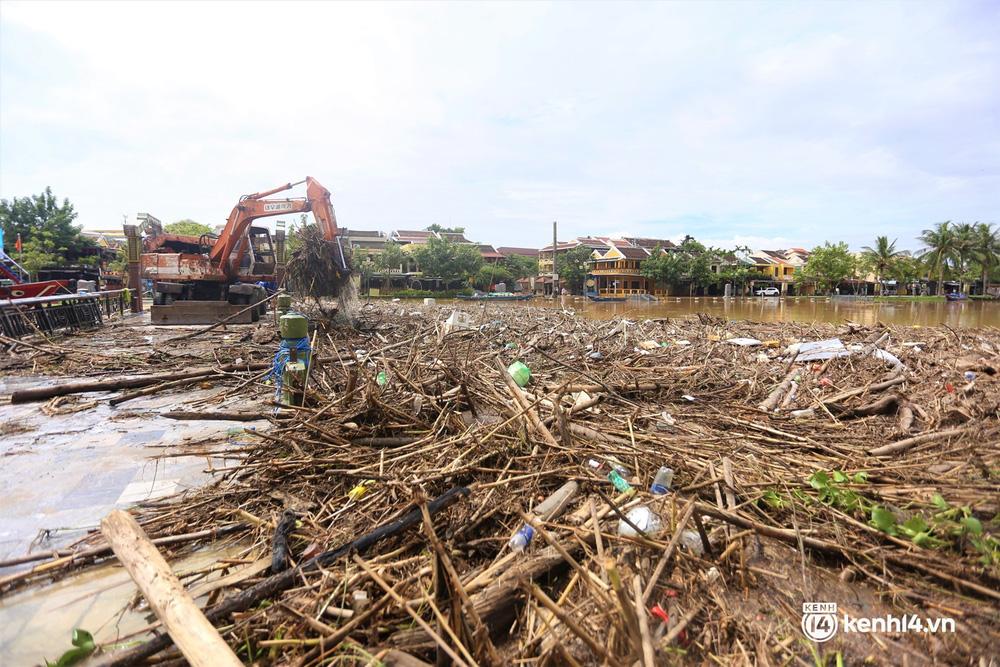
[451,297,1000,328]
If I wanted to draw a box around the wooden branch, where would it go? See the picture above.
[868,427,970,457]
[100,510,242,667]
[10,361,270,403]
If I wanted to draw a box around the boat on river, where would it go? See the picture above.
[586,294,626,302]
[457,292,533,301]
[945,292,967,302]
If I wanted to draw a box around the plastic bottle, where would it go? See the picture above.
[650,466,674,495]
[508,525,535,553]
[607,469,635,495]
[679,529,705,555]
[617,506,663,537]
[964,371,976,382]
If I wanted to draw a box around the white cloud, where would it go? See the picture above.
[1,1,997,251]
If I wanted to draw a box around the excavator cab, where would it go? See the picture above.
[233,226,276,276]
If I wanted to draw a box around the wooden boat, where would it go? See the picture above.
[0,279,72,299]
[457,292,533,301]
[587,294,626,302]
[945,292,967,302]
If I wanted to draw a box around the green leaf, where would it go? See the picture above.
[902,516,929,536]
[46,629,96,667]
[871,506,897,533]
[911,532,935,547]
[808,471,830,490]
[832,470,849,484]
[931,494,950,511]
[71,629,94,650]
[852,471,869,484]
[961,516,983,536]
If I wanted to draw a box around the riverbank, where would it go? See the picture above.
[1,300,997,665]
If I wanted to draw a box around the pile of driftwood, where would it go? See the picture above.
[3,301,999,666]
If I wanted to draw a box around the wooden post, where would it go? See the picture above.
[123,224,143,313]
[100,510,242,667]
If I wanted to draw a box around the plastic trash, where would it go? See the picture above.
[679,529,705,555]
[638,340,660,351]
[423,297,436,306]
[650,466,674,495]
[504,342,517,350]
[587,351,604,360]
[682,394,696,402]
[656,412,676,431]
[618,505,662,537]
[791,338,849,362]
[964,371,976,382]
[507,361,531,387]
[726,337,762,346]
[376,371,388,386]
[607,469,635,495]
[508,524,535,553]
[347,481,372,501]
[442,310,472,336]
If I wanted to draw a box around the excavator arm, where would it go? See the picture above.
[209,177,343,278]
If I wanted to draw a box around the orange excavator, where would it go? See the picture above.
[141,177,349,324]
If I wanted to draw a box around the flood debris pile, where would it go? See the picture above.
[4,302,1000,665]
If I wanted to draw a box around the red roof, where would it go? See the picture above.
[391,230,435,243]
[478,244,505,259]
[496,246,539,257]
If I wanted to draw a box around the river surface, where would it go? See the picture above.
[443,297,1000,328]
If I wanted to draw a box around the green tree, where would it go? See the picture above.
[473,264,514,290]
[411,236,483,286]
[555,245,593,293]
[971,222,1000,295]
[502,253,539,279]
[425,223,466,234]
[17,238,63,274]
[164,219,213,236]
[918,221,957,295]
[799,242,856,293]
[0,187,95,262]
[640,247,683,292]
[951,222,977,293]
[374,241,407,273]
[860,236,907,295]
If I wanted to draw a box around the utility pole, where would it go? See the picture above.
[551,220,558,297]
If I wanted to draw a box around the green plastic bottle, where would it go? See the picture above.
[507,361,531,387]
[607,469,636,496]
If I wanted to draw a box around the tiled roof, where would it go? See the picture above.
[626,237,675,249]
[478,244,505,259]
[391,230,436,243]
[496,246,539,257]
[440,231,472,243]
[617,246,651,259]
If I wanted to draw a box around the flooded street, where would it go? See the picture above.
[446,297,1000,328]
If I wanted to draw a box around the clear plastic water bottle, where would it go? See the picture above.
[508,525,535,553]
[650,467,674,495]
[607,469,635,495]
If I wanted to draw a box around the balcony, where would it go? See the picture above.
[591,267,642,276]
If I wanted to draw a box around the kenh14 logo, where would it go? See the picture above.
[801,602,838,642]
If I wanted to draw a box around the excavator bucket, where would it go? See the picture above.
[285,226,353,299]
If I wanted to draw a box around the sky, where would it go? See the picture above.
[1,1,997,252]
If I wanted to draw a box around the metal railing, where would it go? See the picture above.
[0,290,129,340]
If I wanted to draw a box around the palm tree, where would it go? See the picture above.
[952,222,977,293]
[860,236,906,295]
[918,221,956,295]
[972,222,999,296]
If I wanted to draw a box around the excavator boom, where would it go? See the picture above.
[209,177,342,277]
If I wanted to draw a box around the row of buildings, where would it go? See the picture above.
[76,224,817,296]
[342,228,814,296]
